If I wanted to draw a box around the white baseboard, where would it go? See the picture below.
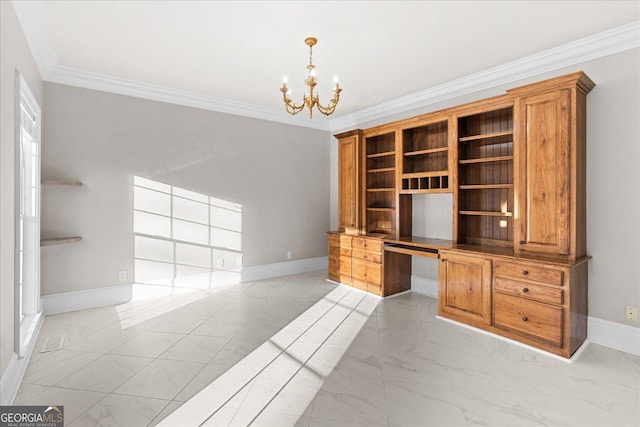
[241,257,328,282]
[0,313,44,404]
[588,316,640,356]
[411,275,438,298]
[42,283,133,315]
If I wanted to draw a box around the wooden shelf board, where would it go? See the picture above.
[459,130,513,142]
[366,187,395,192]
[459,184,513,190]
[41,237,82,246]
[367,167,395,173]
[367,151,395,159]
[459,155,514,165]
[400,188,451,195]
[459,211,513,217]
[402,171,448,178]
[42,180,83,186]
[403,147,448,157]
[367,207,395,212]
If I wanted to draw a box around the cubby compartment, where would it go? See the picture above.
[400,120,449,194]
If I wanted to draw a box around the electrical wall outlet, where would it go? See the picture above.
[118,270,127,281]
[216,259,224,269]
[626,306,638,321]
[236,255,243,266]
[287,250,293,260]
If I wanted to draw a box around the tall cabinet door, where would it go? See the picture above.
[515,90,570,256]
[438,251,492,327]
[336,130,362,231]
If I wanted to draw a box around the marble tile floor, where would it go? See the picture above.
[14,270,640,427]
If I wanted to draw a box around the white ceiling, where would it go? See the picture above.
[14,1,640,130]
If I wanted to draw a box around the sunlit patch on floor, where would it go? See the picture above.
[158,285,379,426]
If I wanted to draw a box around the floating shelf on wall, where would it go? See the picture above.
[41,237,82,247]
[42,179,83,186]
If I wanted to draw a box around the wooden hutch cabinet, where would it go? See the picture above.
[336,130,363,233]
[328,72,593,358]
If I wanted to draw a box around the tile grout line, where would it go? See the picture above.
[194,286,362,427]
[244,288,374,426]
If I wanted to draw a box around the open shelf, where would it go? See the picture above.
[367,167,395,173]
[459,211,513,217]
[42,180,83,186]
[365,132,397,235]
[404,147,448,157]
[41,237,82,246]
[459,184,513,190]
[459,155,513,165]
[367,188,395,192]
[367,207,395,212]
[457,107,514,246]
[459,130,513,142]
[367,151,395,159]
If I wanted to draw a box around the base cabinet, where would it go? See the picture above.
[438,248,587,358]
[327,232,384,296]
[438,251,492,327]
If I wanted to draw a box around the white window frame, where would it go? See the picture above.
[14,72,42,358]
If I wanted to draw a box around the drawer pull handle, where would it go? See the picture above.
[522,287,529,293]
[522,316,528,322]
[519,240,526,244]
[522,270,529,276]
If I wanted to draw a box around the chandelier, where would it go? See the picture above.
[280,37,341,118]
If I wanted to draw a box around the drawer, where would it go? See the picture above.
[351,249,382,264]
[340,235,353,248]
[351,259,367,281]
[367,282,382,296]
[367,263,382,285]
[328,233,340,246]
[494,278,563,305]
[352,237,383,253]
[351,259,381,285]
[339,259,351,276]
[494,261,563,286]
[352,279,368,291]
[494,293,563,347]
[328,245,341,258]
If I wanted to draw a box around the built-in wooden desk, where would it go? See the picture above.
[381,236,452,295]
[384,236,452,259]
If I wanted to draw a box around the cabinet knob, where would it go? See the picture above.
[519,240,526,245]
[521,316,528,322]
[522,270,529,276]
[522,287,529,293]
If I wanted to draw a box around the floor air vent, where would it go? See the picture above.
[40,335,65,353]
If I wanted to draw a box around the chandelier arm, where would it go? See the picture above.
[315,89,342,116]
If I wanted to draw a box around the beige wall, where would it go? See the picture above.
[41,83,330,295]
[0,2,44,377]
[331,48,640,327]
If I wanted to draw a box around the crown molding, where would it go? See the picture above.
[11,0,638,133]
[45,65,331,131]
[11,0,56,80]
[329,20,640,131]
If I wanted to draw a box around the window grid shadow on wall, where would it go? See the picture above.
[133,176,242,290]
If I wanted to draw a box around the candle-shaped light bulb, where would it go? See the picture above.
[333,75,340,90]
[282,75,288,88]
